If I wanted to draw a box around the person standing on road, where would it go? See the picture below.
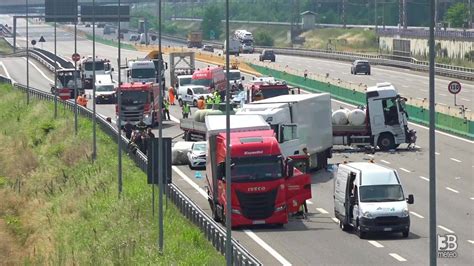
[136,119,147,132]
[124,120,133,139]
[197,96,205,110]
[163,99,171,121]
[168,86,176,105]
[77,93,88,108]
[182,102,191,118]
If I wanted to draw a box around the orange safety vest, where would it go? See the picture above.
[77,96,88,107]
[197,99,205,109]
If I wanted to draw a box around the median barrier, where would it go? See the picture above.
[249,63,474,140]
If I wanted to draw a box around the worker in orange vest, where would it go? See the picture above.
[168,86,176,105]
[77,93,88,108]
[197,96,205,110]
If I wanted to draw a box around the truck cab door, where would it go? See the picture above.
[368,99,385,134]
[285,159,312,214]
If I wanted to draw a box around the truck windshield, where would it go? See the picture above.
[231,157,283,182]
[260,88,288,99]
[84,62,105,71]
[179,77,192,86]
[96,85,115,92]
[191,79,212,87]
[120,91,148,105]
[227,71,241,81]
[131,68,155,79]
[359,185,404,202]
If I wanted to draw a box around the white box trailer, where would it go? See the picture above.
[237,93,333,169]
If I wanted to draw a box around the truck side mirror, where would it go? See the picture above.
[406,194,414,204]
[286,158,294,177]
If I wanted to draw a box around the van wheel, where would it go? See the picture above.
[402,230,409,238]
[178,99,183,107]
[357,225,366,239]
[378,133,396,151]
[339,220,350,231]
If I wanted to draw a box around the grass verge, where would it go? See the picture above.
[0,37,13,55]
[83,33,137,51]
[0,83,223,265]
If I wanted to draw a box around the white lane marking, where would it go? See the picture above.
[172,166,292,265]
[243,230,292,266]
[331,217,339,223]
[0,61,15,83]
[438,225,455,234]
[419,176,430,182]
[445,187,460,194]
[389,253,407,262]
[435,152,440,155]
[368,240,384,248]
[410,211,424,219]
[470,197,474,200]
[468,240,474,244]
[22,57,54,83]
[402,85,409,88]
[329,98,474,145]
[380,160,391,165]
[399,168,410,173]
[316,208,328,214]
[450,158,462,163]
[367,154,374,158]
[461,98,471,102]
[420,89,428,92]
[306,200,314,205]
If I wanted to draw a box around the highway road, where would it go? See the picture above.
[1,16,473,265]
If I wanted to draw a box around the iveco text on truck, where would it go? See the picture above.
[205,115,312,228]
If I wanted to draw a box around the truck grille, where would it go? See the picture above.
[236,188,277,220]
[374,216,400,226]
[121,105,145,122]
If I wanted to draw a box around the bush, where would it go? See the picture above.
[254,31,274,46]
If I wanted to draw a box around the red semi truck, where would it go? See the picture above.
[116,82,160,127]
[205,115,312,228]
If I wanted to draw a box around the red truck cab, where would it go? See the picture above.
[116,82,160,127]
[191,66,227,92]
[206,115,311,228]
[245,78,290,102]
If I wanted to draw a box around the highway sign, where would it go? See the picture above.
[448,81,461,95]
[31,39,36,46]
[72,53,81,62]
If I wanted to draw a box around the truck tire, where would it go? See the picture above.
[378,133,396,151]
[402,230,409,238]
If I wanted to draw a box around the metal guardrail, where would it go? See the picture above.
[376,28,474,40]
[152,33,473,81]
[0,75,261,266]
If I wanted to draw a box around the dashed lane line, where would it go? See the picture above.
[461,98,471,102]
[419,176,430,182]
[331,217,339,223]
[316,208,328,214]
[172,166,292,266]
[380,160,391,165]
[468,240,474,244]
[450,158,462,163]
[410,211,424,219]
[399,168,410,173]
[435,152,440,155]
[306,200,314,205]
[368,241,384,248]
[438,225,455,234]
[445,187,460,194]
[389,253,407,262]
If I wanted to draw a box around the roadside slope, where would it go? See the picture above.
[0,84,224,265]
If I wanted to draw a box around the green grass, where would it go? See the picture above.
[0,83,224,265]
[83,33,137,51]
[301,28,379,53]
[0,37,13,55]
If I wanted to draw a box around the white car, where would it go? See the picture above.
[177,85,212,107]
[187,142,207,169]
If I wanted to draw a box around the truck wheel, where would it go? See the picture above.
[378,133,396,151]
[402,230,409,238]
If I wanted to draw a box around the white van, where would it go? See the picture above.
[95,74,116,104]
[177,85,211,107]
[334,162,414,239]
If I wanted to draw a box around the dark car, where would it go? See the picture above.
[259,49,275,62]
[202,45,214,52]
[351,60,371,75]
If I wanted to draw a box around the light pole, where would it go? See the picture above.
[92,0,97,160]
[26,0,29,105]
[74,21,78,135]
[117,0,123,198]
[225,0,232,265]
[157,0,164,253]
[54,3,57,118]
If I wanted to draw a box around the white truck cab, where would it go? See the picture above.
[177,85,212,107]
[176,75,193,88]
[334,162,414,239]
[95,74,116,104]
[126,60,156,83]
